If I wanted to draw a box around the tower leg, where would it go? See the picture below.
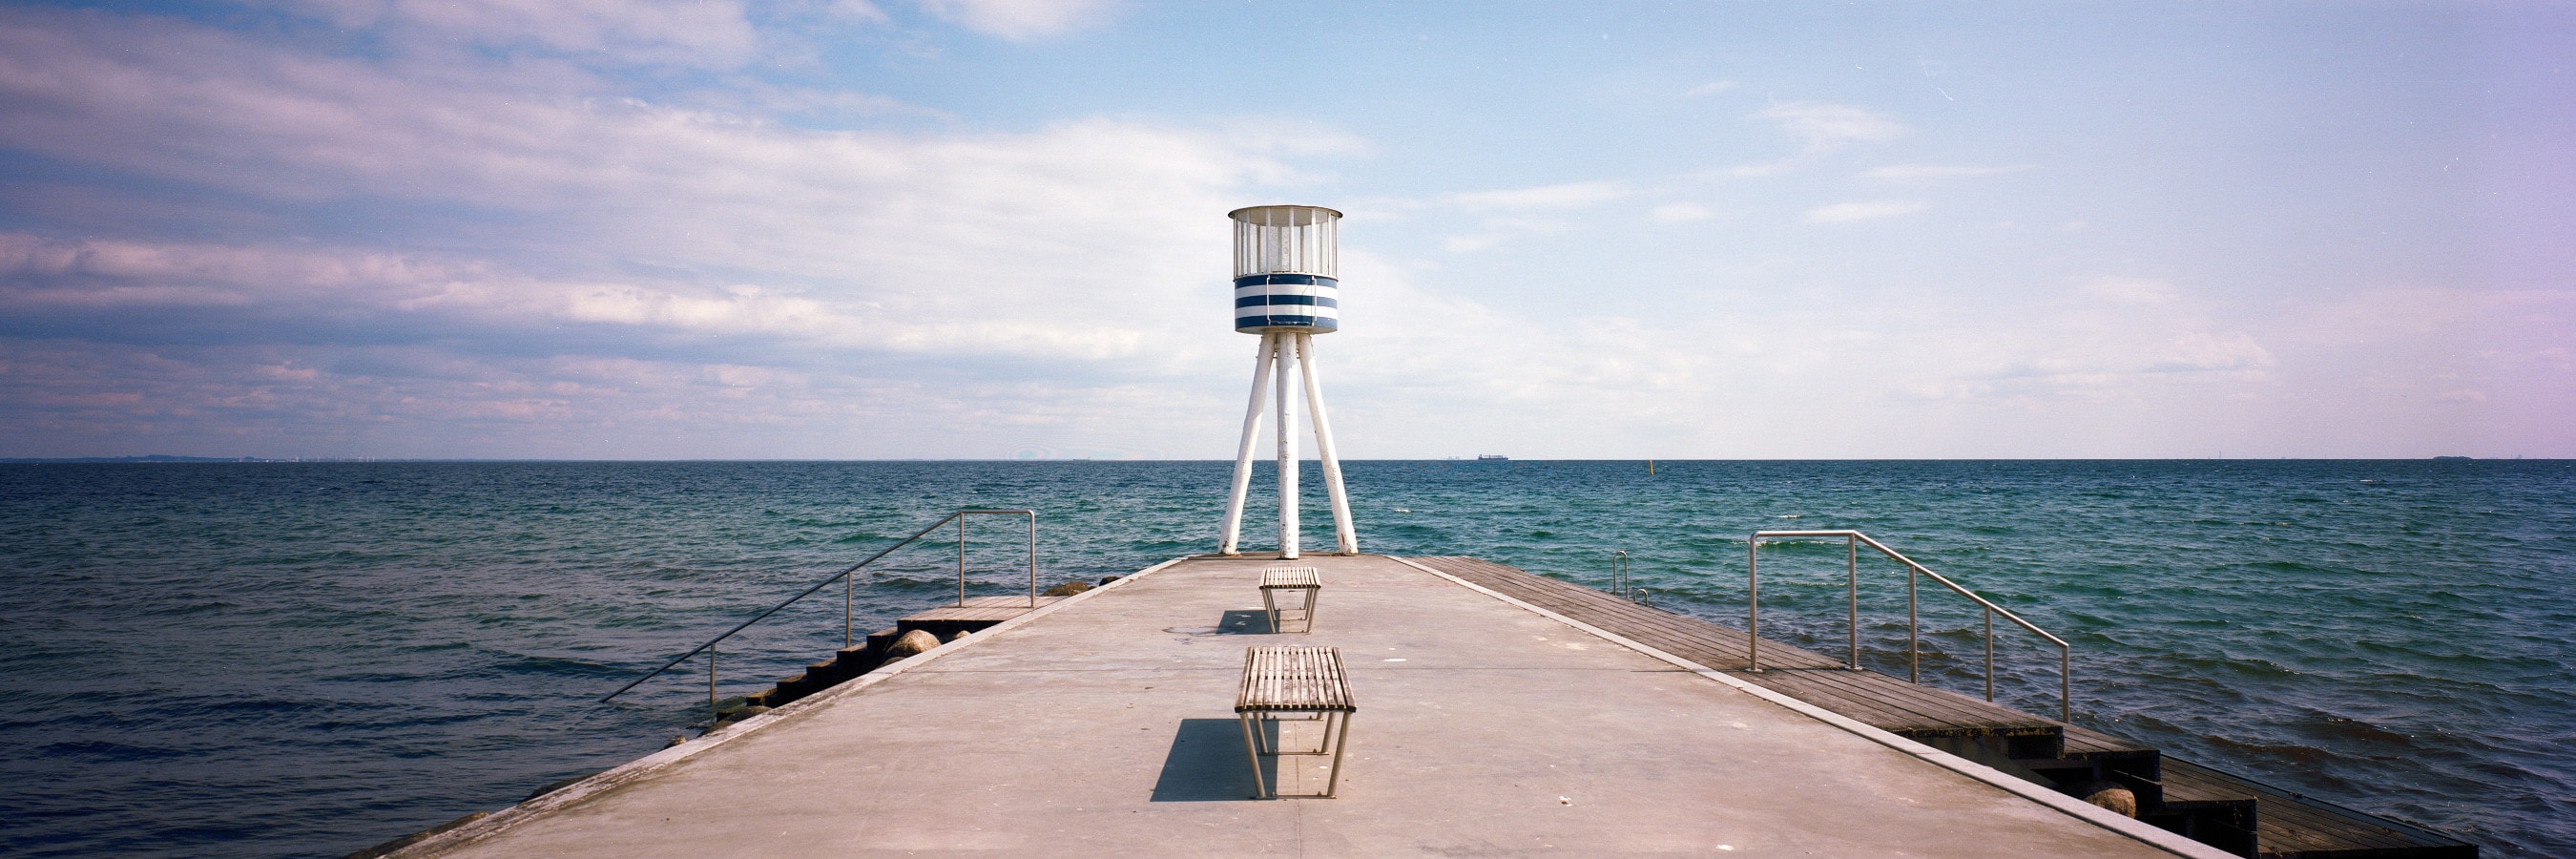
[1297,333,1359,555]
[1218,333,1277,556]
[1276,332,1300,559]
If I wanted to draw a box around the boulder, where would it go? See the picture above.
[1042,579,1094,597]
[949,630,972,642]
[885,629,942,659]
[2076,782,2138,818]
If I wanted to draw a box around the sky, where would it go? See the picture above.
[0,0,2568,460]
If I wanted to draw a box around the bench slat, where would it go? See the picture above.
[1260,566,1322,589]
[1237,645,1354,712]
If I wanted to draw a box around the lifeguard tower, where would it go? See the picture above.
[1217,205,1357,558]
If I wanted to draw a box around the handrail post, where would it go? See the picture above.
[1746,539,1761,672]
[844,567,853,648]
[955,516,966,607]
[2061,645,2071,723]
[708,644,717,720]
[1026,511,1037,609]
[1845,534,1859,671]
[1907,564,1919,683]
[1984,609,1996,702]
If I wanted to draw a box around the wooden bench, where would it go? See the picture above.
[1257,566,1323,633]
[1236,645,1355,799]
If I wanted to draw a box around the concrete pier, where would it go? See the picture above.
[400,555,2228,857]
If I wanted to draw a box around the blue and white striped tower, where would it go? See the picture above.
[1219,205,1357,558]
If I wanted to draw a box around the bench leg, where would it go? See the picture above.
[1323,710,1352,798]
[1237,712,1271,799]
[1260,588,1280,635]
[1298,586,1319,633]
[1239,710,1352,799]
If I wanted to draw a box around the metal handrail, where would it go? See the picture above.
[1608,551,1651,604]
[1747,530,2070,723]
[601,509,1037,715]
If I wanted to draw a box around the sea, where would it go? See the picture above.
[0,459,2567,856]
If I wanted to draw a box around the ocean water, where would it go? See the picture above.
[0,459,2567,856]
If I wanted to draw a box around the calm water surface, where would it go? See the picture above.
[0,460,2567,856]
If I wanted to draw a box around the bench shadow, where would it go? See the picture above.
[1215,609,1275,635]
[1150,718,1261,802]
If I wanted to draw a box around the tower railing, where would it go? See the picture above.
[601,509,1036,717]
[1747,530,2071,723]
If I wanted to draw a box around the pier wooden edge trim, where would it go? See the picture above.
[385,555,1197,859]
[1384,556,2239,859]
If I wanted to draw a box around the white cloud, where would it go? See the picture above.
[0,10,1310,366]
[1452,181,1631,211]
[1803,200,1927,223]
[1862,163,2031,181]
[283,0,763,67]
[2150,331,2275,373]
[1649,202,1714,222]
[1433,182,1631,252]
[915,0,1118,40]
[2078,277,2180,304]
[0,5,1338,460]
[1724,102,1909,177]
[1441,234,1505,253]
[1753,102,1908,151]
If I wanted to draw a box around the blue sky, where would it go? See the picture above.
[0,0,2567,459]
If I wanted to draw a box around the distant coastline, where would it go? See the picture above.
[2,455,427,464]
[0,455,2548,464]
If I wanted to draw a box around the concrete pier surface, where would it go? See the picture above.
[403,555,2228,857]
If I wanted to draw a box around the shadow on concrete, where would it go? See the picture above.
[1216,609,1275,635]
[1150,719,1257,802]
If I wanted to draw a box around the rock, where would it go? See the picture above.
[711,703,771,727]
[1097,576,1122,586]
[663,734,687,749]
[949,630,972,642]
[344,811,488,859]
[885,629,942,658]
[521,773,600,803]
[1042,579,1094,597]
[2076,782,2138,818]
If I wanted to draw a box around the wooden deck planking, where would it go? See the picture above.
[2064,723,2158,757]
[2160,760,2475,858]
[2157,755,2259,816]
